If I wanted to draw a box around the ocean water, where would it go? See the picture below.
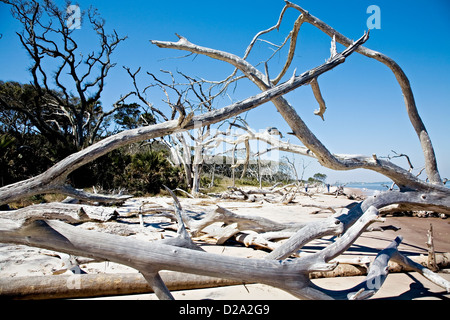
[343,181,397,196]
[344,181,450,196]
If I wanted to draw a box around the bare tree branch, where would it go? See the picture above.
[310,77,327,121]
[284,0,442,185]
[4,0,128,148]
[0,2,449,301]
[1,199,448,300]
[152,30,447,193]
[0,31,369,205]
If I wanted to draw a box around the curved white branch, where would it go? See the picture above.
[284,0,442,185]
[0,33,367,205]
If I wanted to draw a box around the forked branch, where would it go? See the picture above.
[152,29,446,194]
[284,0,442,185]
[1,200,448,300]
[0,30,368,205]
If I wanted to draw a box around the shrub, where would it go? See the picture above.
[125,150,185,195]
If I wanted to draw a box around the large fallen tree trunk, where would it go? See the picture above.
[0,1,449,301]
[1,252,448,300]
[0,203,118,225]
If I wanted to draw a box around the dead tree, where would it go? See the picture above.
[1,191,449,300]
[0,27,365,204]
[143,70,226,195]
[0,1,449,300]
[1,0,131,149]
[150,2,448,203]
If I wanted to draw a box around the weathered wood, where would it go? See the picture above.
[153,31,442,192]
[426,223,438,272]
[0,219,315,298]
[156,2,447,194]
[0,203,118,230]
[391,251,450,293]
[0,31,367,205]
[0,272,245,300]
[141,271,174,300]
[305,236,398,299]
[310,77,327,120]
[215,223,241,245]
[1,199,449,300]
[189,205,306,237]
[0,2,449,301]
[361,190,450,216]
[1,252,448,300]
[284,1,442,186]
[0,204,380,298]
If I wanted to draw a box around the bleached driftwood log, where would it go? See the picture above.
[0,203,118,225]
[1,192,449,300]
[2,251,447,300]
[0,2,449,301]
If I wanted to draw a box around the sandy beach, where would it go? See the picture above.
[1,187,449,300]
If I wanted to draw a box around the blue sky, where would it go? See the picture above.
[0,0,449,184]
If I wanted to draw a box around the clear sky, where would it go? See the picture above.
[1,0,449,184]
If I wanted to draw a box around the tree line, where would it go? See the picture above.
[0,80,327,199]
[0,81,307,197]
[0,0,187,198]
[0,80,185,196]
[0,0,317,199]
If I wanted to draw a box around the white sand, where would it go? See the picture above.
[1,190,449,300]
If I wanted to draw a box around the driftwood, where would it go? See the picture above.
[282,1,442,187]
[1,252,448,300]
[0,272,244,300]
[185,204,305,239]
[427,223,438,272]
[0,176,448,300]
[0,2,449,301]
[152,1,449,201]
[1,191,449,300]
[222,184,312,204]
[0,28,368,206]
[0,203,118,224]
[311,252,450,279]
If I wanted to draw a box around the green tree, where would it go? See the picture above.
[113,103,156,131]
[313,173,327,183]
[125,150,185,195]
[0,1,135,186]
[0,81,73,146]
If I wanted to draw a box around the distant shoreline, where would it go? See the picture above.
[341,181,449,196]
[342,182,394,196]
